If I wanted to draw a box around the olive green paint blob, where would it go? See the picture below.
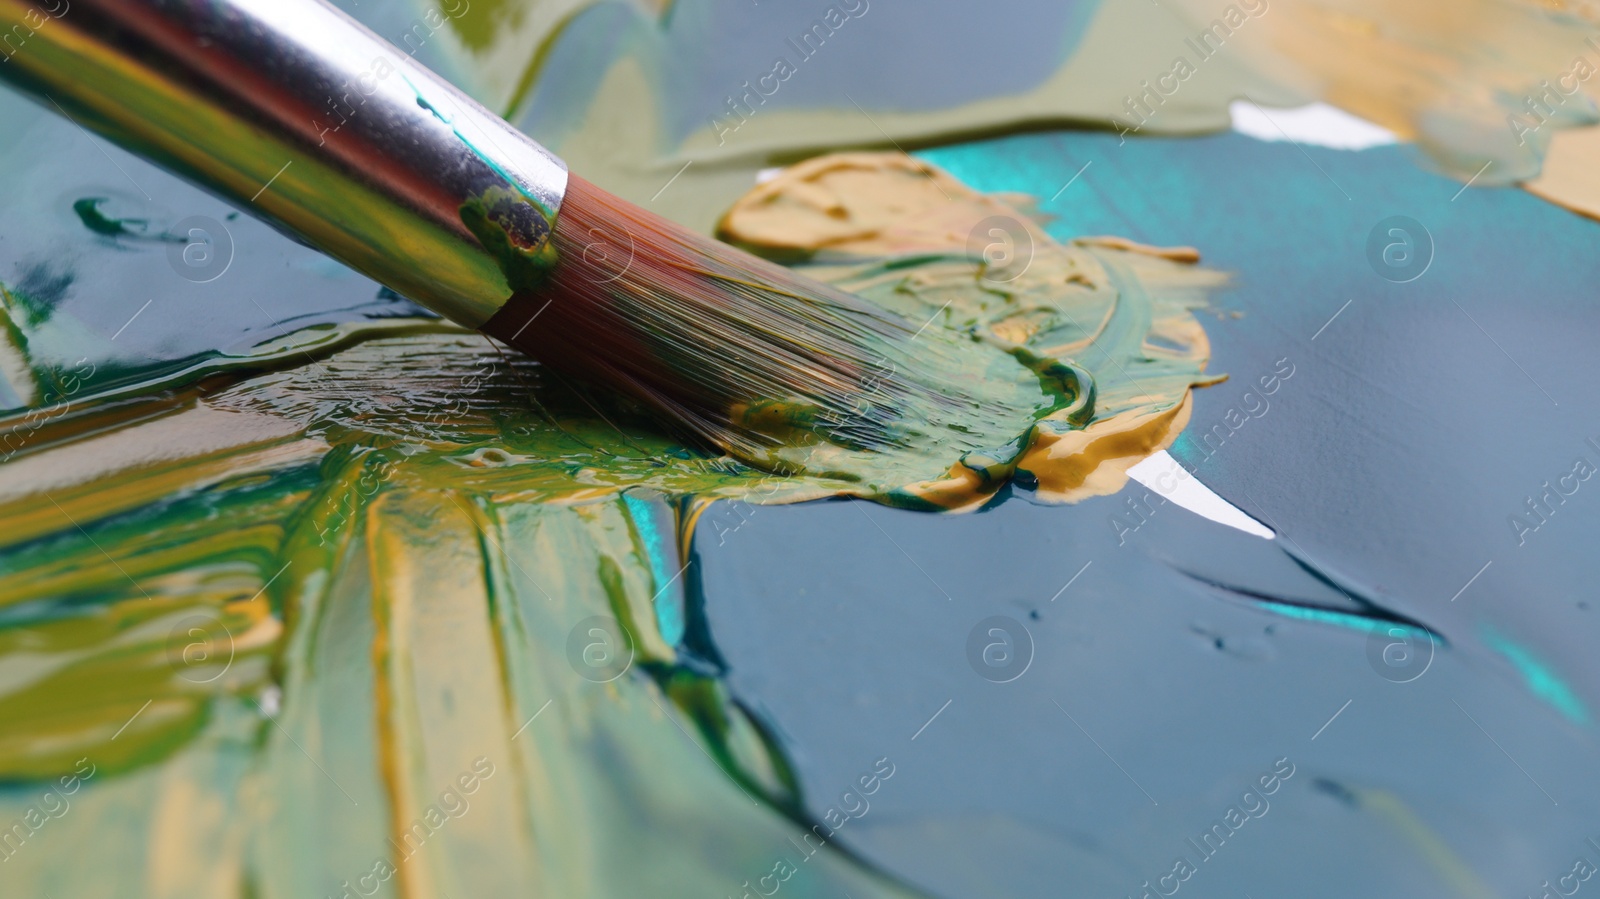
[458,186,559,292]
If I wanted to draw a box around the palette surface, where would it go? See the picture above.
[1,1,1598,897]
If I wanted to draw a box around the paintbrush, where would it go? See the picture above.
[0,0,911,455]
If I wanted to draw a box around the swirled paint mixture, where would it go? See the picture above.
[0,153,1222,896]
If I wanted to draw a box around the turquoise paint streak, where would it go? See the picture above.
[1482,627,1590,725]
[624,493,685,646]
[1258,600,1422,636]
[406,75,559,218]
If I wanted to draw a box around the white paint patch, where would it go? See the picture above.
[1230,101,1399,150]
[259,684,283,717]
[1127,450,1275,539]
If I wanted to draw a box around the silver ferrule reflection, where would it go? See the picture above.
[0,0,568,328]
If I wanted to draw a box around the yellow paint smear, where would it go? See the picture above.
[1526,125,1600,221]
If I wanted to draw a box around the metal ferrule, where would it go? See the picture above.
[0,0,568,328]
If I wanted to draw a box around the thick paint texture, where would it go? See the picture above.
[5,118,1600,899]
[3,0,1600,895]
[0,153,1220,895]
[0,323,929,896]
[718,153,1224,509]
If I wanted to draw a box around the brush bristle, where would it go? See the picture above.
[482,174,915,457]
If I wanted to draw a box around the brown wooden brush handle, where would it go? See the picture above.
[0,0,568,328]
